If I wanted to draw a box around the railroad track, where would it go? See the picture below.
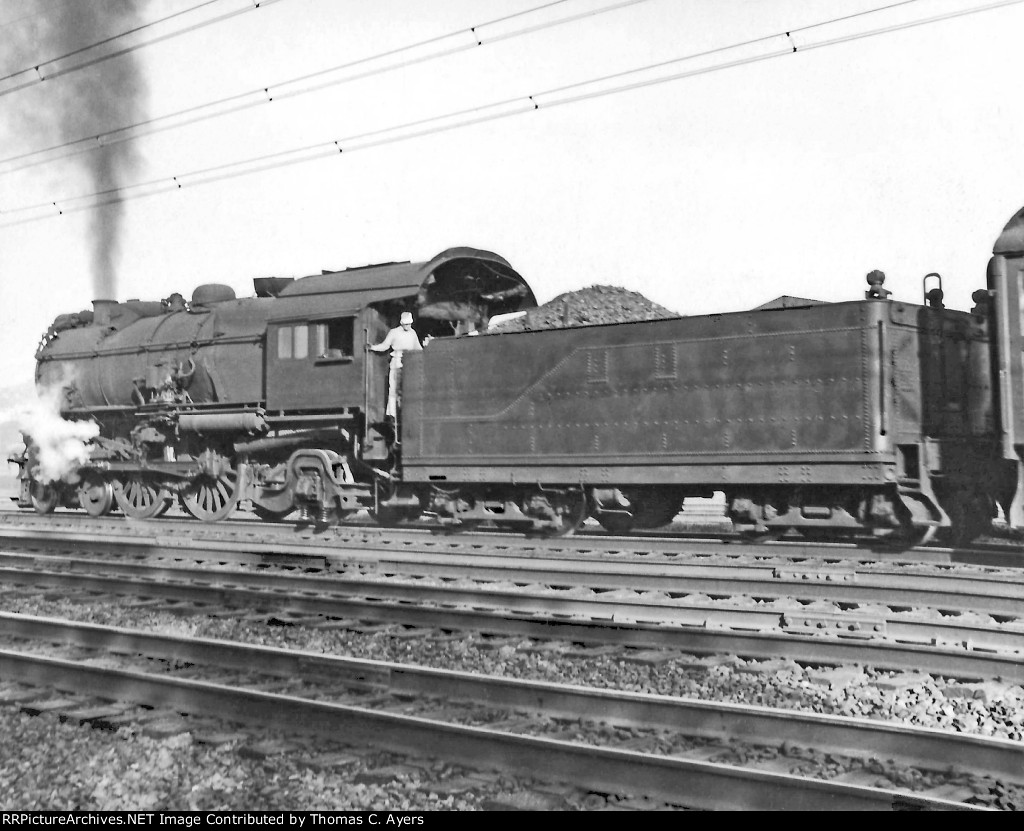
[2,509,1023,569]
[2,534,1024,681]
[5,512,1024,620]
[2,511,1021,809]
[7,528,1024,619]
[1,612,1016,810]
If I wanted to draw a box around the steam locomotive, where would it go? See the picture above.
[13,204,1024,544]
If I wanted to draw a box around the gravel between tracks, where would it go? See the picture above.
[7,592,1024,739]
[0,707,495,811]
[2,591,1023,810]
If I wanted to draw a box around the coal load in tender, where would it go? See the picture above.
[489,285,678,332]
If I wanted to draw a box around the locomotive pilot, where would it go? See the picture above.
[370,311,425,420]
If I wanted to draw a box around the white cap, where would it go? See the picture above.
[400,312,413,324]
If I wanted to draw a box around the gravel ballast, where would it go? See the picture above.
[2,590,1022,810]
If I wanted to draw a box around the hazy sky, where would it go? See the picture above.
[2,0,1024,386]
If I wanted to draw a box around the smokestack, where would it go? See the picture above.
[92,299,118,327]
[9,1,148,301]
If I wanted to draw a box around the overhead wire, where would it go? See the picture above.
[2,0,1021,226]
[0,0,223,80]
[0,0,648,175]
[522,0,1023,107]
[0,0,286,97]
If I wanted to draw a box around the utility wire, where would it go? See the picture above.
[0,0,223,80]
[0,0,645,175]
[0,0,285,97]
[2,0,1020,226]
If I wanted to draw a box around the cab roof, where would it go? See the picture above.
[277,246,536,316]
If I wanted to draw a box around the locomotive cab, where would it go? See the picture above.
[266,313,360,412]
[244,247,535,521]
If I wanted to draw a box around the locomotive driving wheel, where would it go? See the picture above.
[180,469,239,523]
[77,477,114,517]
[115,475,172,519]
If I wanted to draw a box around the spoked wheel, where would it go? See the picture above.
[77,477,114,517]
[115,476,172,519]
[30,481,59,515]
[179,470,239,523]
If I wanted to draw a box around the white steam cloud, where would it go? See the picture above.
[16,384,99,484]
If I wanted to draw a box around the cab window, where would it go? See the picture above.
[277,325,309,360]
[314,317,355,360]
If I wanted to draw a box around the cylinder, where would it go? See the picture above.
[234,428,339,456]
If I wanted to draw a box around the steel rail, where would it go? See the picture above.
[6,510,1024,584]
[15,535,1024,615]
[2,611,1019,784]
[0,649,984,811]
[0,564,1021,682]
[154,551,1024,619]
[4,525,1024,618]
[2,557,1023,654]
[2,510,1022,568]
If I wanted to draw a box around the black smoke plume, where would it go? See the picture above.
[6,0,148,301]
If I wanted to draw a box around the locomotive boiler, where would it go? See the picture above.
[13,204,1024,544]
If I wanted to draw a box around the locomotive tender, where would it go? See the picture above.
[14,205,1024,543]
